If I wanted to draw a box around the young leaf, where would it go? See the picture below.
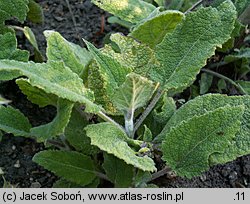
[157,94,250,165]
[84,39,130,86]
[85,39,130,114]
[45,31,92,77]
[91,0,156,24]
[23,27,44,62]
[131,10,184,48]
[27,0,44,24]
[31,99,74,141]
[105,33,159,77]
[85,122,156,172]
[0,60,100,113]
[142,125,153,142]
[112,73,156,136]
[199,73,213,95]
[103,154,134,187]
[33,150,96,185]
[162,105,244,178]
[0,106,31,137]
[16,78,57,107]
[151,1,237,94]
[0,0,29,33]
[65,110,99,155]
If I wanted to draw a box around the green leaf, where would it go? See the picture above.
[16,78,57,107]
[0,60,100,113]
[0,105,31,136]
[31,99,74,141]
[157,94,250,165]
[162,105,244,178]
[65,109,99,155]
[151,1,237,94]
[23,27,44,62]
[103,154,134,187]
[91,0,156,24]
[0,33,29,62]
[224,48,250,62]
[133,170,152,187]
[33,150,96,185]
[234,0,250,14]
[217,79,227,93]
[142,125,153,142]
[0,0,29,33]
[200,73,213,94]
[131,10,184,48]
[85,122,156,172]
[27,0,44,24]
[154,0,165,7]
[105,33,159,77]
[85,39,130,114]
[112,73,156,135]
[236,80,250,94]
[45,31,92,77]
[144,95,176,138]
[85,39,130,86]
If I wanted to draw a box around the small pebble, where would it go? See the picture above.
[30,182,41,188]
[200,174,207,182]
[14,160,20,168]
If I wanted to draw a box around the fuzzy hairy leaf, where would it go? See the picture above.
[0,60,100,113]
[45,31,92,77]
[31,99,74,141]
[162,105,244,178]
[91,0,156,23]
[157,94,250,165]
[131,10,184,48]
[16,78,57,107]
[104,33,159,77]
[0,0,29,33]
[85,39,130,87]
[85,39,130,114]
[33,150,96,185]
[103,154,134,187]
[0,106,31,136]
[113,73,155,116]
[85,122,156,172]
[65,110,98,155]
[151,1,237,94]
[0,33,29,61]
[88,62,118,114]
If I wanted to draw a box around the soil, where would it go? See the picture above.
[0,0,250,188]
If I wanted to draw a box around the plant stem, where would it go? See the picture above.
[150,166,172,181]
[97,111,125,132]
[185,0,205,14]
[201,69,247,95]
[94,171,111,182]
[206,61,229,69]
[133,89,164,136]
